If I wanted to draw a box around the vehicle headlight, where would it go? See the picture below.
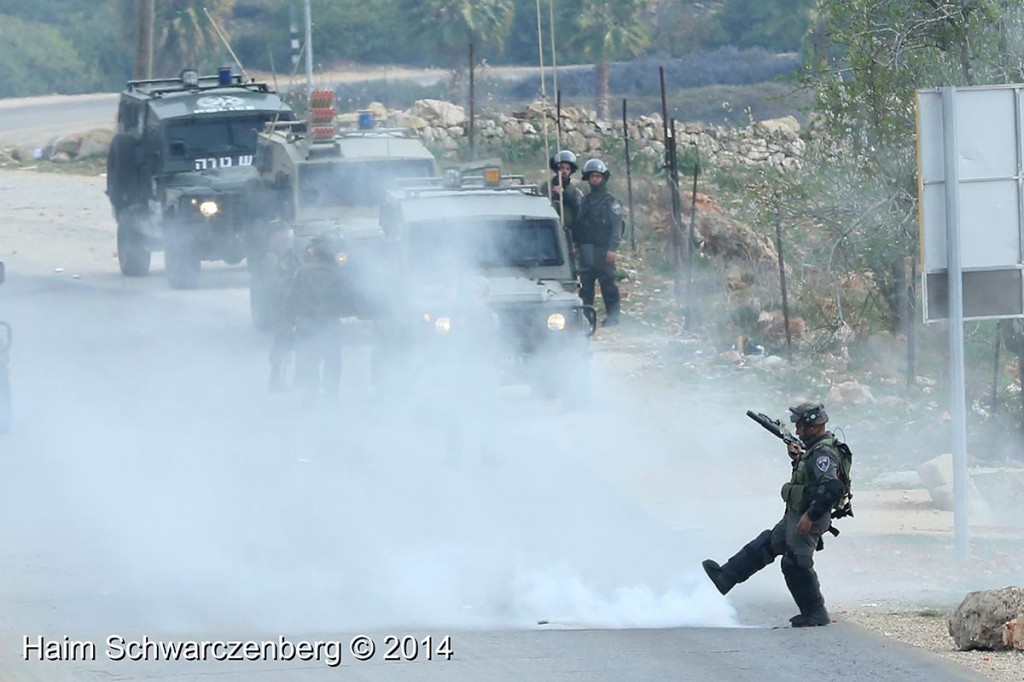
[547,312,566,331]
[198,200,219,217]
[335,252,347,265]
[435,316,452,334]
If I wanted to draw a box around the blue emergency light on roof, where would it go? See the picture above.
[218,66,232,85]
[358,111,374,129]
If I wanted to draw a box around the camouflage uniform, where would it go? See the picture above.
[702,403,845,627]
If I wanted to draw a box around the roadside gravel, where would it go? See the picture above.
[839,605,1022,682]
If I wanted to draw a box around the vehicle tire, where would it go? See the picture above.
[165,238,200,289]
[116,216,151,277]
[0,369,11,434]
[107,134,137,210]
[249,270,271,331]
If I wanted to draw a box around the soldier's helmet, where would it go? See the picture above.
[550,149,578,173]
[789,402,829,426]
[581,158,610,180]
[309,231,346,263]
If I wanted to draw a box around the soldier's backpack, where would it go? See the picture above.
[831,436,854,519]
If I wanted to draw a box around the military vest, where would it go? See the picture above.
[780,436,839,513]
[574,192,619,248]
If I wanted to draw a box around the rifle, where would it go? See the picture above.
[746,409,843,538]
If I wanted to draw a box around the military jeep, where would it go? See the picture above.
[106,68,293,288]
[246,115,439,328]
[372,169,595,404]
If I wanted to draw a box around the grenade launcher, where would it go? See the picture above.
[746,410,803,453]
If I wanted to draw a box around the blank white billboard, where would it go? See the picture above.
[917,85,1024,322]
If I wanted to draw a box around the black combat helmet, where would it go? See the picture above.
[550,149,578,173]
[309,231,346,263]
[789,402,828,426]
[581,158,610,180]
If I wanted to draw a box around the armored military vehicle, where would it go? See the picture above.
[372,168,595,404]
[0,261,10,433]
[247,99,439,328]
[106,67,294,288]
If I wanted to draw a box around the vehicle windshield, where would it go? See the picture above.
[405,217,564,272]
[298,160,436,207]
[165,114,278,159]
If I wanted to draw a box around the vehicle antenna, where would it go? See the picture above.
[548,0,561,152]
[535,0,552,179]
[203,7,249,82]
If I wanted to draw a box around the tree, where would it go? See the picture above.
[152,0,236,76]
[566,0,649,119]
[0,16,87,97]
[395,0,515,66]
[308,0,404,65]
[798,0,1024,332]
[710,0,815,52]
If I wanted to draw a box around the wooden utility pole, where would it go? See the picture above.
[468,43,475,160]
[133,0,155,80]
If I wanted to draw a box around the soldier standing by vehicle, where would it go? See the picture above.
[574,158,623,327]
[702,402,845,627]
[286,232,347,404]
[262,224,302,391]
[541,150,584,230]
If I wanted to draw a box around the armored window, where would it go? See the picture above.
[406,217,564,271]
[298,159,436,207]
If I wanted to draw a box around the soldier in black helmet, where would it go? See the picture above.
[540,149,584,230]
[574,158,623,327]
[702,402,845,627]
[286,231,348,404]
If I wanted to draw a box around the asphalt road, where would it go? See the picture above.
[0,93,119,148]
[0,167,986,681]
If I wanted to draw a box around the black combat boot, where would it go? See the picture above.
[702,530,777,596]
[791,606,830,627]
[782,557,830,627]
[702,560,735,595]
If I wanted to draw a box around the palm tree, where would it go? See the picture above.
[397,0,515,65]
[570,0,649,119]
[153,0,236,76]
[115,0,234,79]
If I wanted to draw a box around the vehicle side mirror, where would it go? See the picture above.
[0,260,5,286]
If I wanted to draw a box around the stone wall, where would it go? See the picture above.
[372,99,806,172]
[0,98,807,172]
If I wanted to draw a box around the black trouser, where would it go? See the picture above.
[294,318,342,397]
[579,250,620,319]
[720,510,829,615]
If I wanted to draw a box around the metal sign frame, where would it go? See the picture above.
[918,84,1024,323]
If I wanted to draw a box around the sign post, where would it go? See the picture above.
[918,84,1024,559]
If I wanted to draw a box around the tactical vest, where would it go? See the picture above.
[574,192,618,248]
[780,437,839,513]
